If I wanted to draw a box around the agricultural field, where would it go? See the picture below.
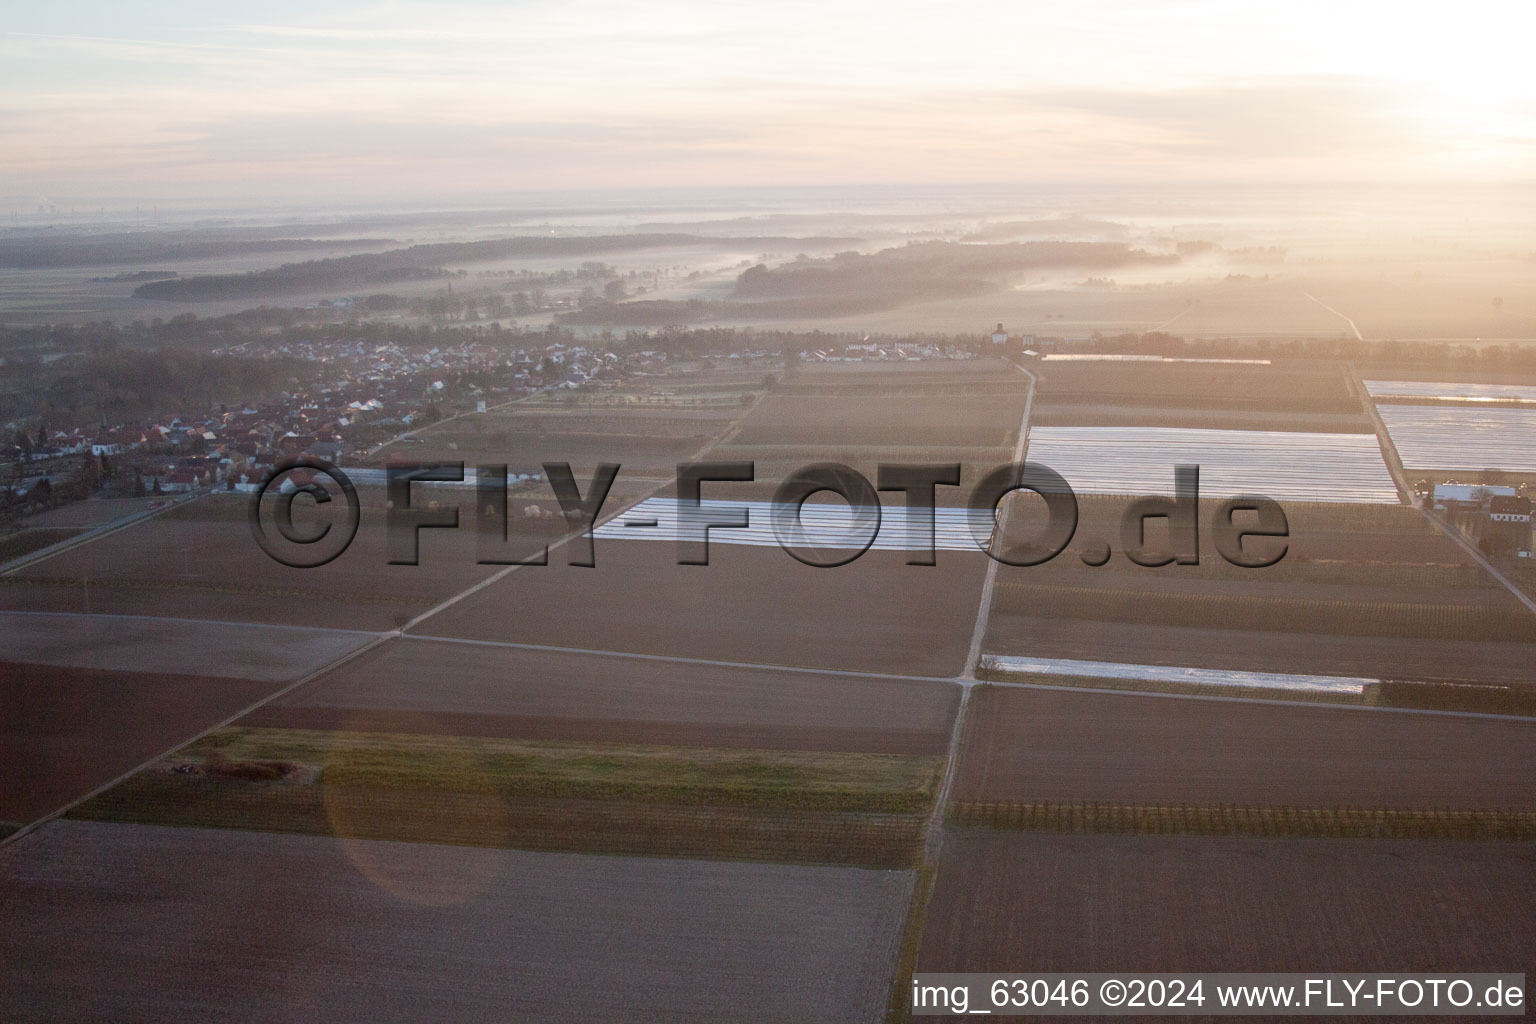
[412,539,990,676]
[950,685,1536,810]
[982,654,1374,698]
[38,627,960,867]
[1,820,913,1024]
[0,527,82,566]
[249,639,961,755]
[729,388,1020,448]
[918,830,1536,973]
[591,497,992,554]
[0,663,282,826]
[1029,358,1368,432]
[0,611,373,830]
[1378,403,1536,474]
[21,495,171,529]
[988,576,1528,643]
[1355,364,1536,389]
[985,616,1536,686]
[1364,379,1536,403]
[704,359,1028,504]
[0,466,672,631]
[6,353,1534,1022]
[373,403,747,480]
[1024,426,1399,502]
[1292,273,1536,342]
[984,497,1536,685]
[71,726,940,867]
[366,362,770,478]
[0,610,372,680]
[0,491,507,629]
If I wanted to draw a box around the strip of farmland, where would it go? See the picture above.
[0,663,283,825]
[1377,403,1536,473]
[980,655,1373,694]
[593,497,993,551]
[1024,427,1400,502]
[69,727,942,867]
[1,820,913,1024]
[983,615,1536,686]
[948,802,1536,840]
[254,639,961,755]
[1365,379,1536,403]
[0,611,373,681]
[411,540,990,676]
[950,685,1536,810]
[917,830,1535,973]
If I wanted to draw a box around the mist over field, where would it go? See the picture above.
[4,184,1535,346]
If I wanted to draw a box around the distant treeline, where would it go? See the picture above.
[1064,331,1536,371]
[0,232,388,269]
[132,234,862,302]
[89,270,179,283]
[1,347,310,426]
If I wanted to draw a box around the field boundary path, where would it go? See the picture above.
[927,361,1036,840]
[1422,510,1536,619]
[1,491,204,576]
[889,361,1033,1023]
[1348,361,1412,503]
[1304,291,1364,340]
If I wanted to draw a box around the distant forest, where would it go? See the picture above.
[733,241,1174,299]
[0,347,310,426]
[0,232,387,269]
[561,240,1178,324]
[130,234,861,302]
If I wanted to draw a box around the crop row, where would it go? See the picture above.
[948,801,1536,840]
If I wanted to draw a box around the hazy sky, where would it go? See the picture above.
[4,0,1533,199]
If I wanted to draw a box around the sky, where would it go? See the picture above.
[3,0,1534,200]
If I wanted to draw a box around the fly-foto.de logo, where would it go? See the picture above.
[250,459,1289,570]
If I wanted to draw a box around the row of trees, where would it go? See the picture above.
[1080,331,1536,369]
[2,452,119,522]
[3,347,310,428]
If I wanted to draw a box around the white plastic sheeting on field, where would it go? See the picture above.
[1041,355,1271,365]
[594,497,994,551]
[981,654,1373,694]
[1378,404,1536,474]
[1365,380,1536,404]
[1024,427,1400,503]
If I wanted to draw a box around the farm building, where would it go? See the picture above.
[1486,495,1533,556]
[1432,484,1515,513]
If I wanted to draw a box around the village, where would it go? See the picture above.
[0,327,1032,524]
[1,337,758,513]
